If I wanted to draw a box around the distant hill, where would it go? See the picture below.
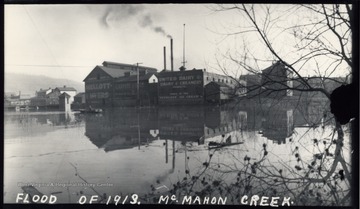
[5,73,85,96]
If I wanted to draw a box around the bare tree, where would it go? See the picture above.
[211,4,352,98]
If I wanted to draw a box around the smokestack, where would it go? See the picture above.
[163,46,167,70]
[170,38,174,72]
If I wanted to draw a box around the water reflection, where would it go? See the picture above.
[3,98,351,206]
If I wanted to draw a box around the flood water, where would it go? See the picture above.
[4,98,352,206]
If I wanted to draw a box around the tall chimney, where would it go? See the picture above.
[170,38,174,72]
[163,46,167,70]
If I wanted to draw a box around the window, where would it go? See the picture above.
[218,79,220,82]
[206,77,209,81]
[212,78,215,81]
[153,79,156,82]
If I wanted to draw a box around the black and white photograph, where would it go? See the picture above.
[3,3,358,207]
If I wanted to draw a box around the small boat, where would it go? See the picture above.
[208,141,244,149]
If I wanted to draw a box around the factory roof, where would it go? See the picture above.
[115,73,156,82]
[205,81,231,88]
[84,62,158,81]
[75,92,85,97]
[56,86,77,91]
[102,61,158,72]
[59,92,71,98]
[37,88,52,93]
[97,65,130,78]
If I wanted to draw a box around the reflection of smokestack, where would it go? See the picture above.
[170,39,174,72]
[163,46,167,70]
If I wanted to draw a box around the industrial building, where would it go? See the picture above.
[83,61,158,108]
[155,68,237,105]
[83,61,237,107]
[261,61,293,98]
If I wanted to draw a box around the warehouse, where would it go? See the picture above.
[113,72,158,106]
[83,61,157,108]
[84,61,236,107]
[157,68,236,105]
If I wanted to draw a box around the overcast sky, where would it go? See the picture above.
[5,4,351,83]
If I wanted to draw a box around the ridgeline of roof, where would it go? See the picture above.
[103,61,158,72]
[115,73,156,82]
[159,69,204,74]
[56,86,77,91]
[59,92,71,97]
[75,92,85,97]
[37,88,52,93]
[98,65,130,78]
[84,61,158,81]
[205,81,231,88]
[262,61,287,73]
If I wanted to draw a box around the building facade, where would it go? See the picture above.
[30,87,76,108]
[158,70,204,105]
[157,69,236,105]
[204,82,234,104]
[261,61,293,98]
[84,61,158,108]
[55,86,77,104]
[113,73,158,106]
[83,62,237,107]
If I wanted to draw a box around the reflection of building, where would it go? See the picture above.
[205,107,235,138]
[262,108,294,144]
[84,108,158,151]
[158,106,205,144]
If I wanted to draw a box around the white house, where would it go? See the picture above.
[55,86,77,104]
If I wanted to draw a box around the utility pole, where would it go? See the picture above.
[136,62,143,107]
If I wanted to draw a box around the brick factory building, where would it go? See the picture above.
[83,61,237,107]
[83,61,158,108]
[157,69,236,105]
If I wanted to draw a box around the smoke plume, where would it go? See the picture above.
[101,5,144,28]
[99,5,172,38]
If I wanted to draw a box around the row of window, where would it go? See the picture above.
[206,77,233,84]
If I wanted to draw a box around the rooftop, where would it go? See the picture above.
[97,65,130,78]
[206,81,231,88]
[56,86,77,91]
[115,73,156,82]
[75,92,85,97]
[102,61,157,72]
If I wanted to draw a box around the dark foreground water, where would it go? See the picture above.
[4,99,352,206]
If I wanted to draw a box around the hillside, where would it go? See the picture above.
[5,73,85,96]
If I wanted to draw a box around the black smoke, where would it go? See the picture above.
[100,5,172,38]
